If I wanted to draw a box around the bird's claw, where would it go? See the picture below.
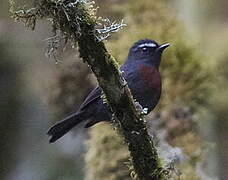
[134,102,148,115]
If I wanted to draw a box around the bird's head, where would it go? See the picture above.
[127,39,170,68]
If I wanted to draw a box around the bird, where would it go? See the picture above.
[47,39,170,143]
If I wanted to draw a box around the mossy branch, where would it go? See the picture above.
[10,0,167,179]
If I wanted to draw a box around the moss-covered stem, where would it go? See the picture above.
[11,0,166,179]
[78,33,166,180]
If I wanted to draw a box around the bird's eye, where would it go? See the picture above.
[142,47,148,52]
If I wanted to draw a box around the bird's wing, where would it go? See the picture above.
[79,86,102,111]
[79,64,125,111]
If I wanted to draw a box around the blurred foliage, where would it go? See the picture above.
[7,0,223,179]
[211,54,228,180]
[201,0,228,22]
[85,0,212,179]
[0,41,23,180]
[1,0,227,179]
[197,1,228,178]
[85,124,130,180]
[47,50,93,118]
[44,49,94,180]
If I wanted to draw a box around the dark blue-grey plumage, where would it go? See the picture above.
[47,39,169,143]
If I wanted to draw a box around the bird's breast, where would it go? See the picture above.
[139,65,161,92]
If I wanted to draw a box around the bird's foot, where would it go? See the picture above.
[134,102,148,115]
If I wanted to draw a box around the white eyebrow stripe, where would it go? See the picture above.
[137,43,157,48]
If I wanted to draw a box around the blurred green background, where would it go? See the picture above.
[0,0,227,179]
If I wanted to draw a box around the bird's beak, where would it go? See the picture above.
[157,43,170,52]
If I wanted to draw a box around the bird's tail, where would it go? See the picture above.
[47,112,83,143]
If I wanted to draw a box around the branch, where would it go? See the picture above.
[10,0,168,179]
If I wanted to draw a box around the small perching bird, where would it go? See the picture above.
[47,39,170,143]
